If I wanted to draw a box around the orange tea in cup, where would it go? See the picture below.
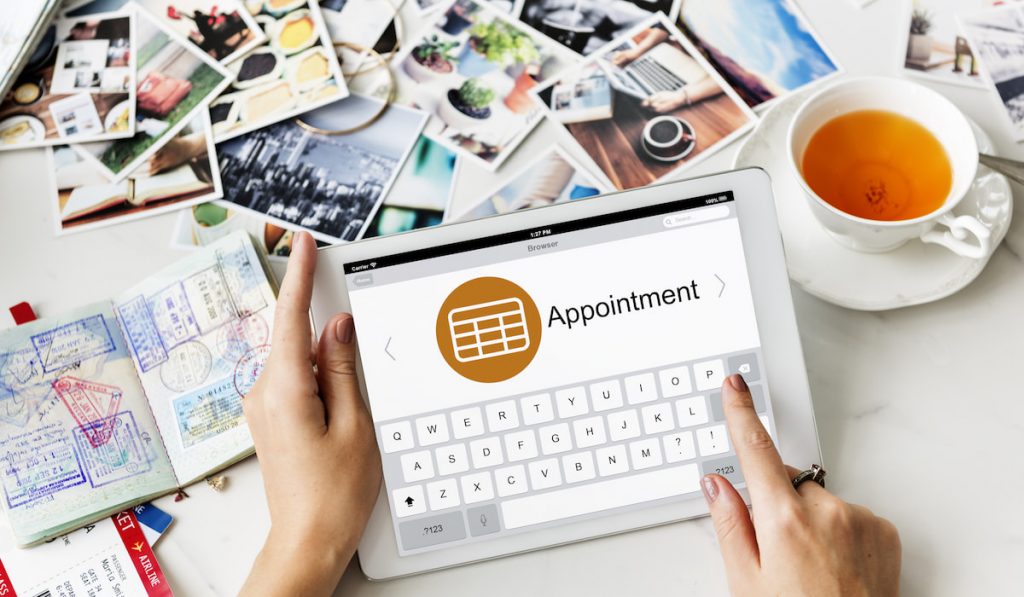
[800,109,952,221]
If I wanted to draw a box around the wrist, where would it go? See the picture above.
[257,526,356,586]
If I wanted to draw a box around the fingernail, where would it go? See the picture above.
[335,316,353,344]
[728,373,748,392]
[702,475,719,504]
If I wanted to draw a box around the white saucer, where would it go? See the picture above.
[734,87,1014,311]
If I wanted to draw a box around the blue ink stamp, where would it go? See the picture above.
[218,243,268,317]
[173,378,244,448]
[0,424,86,509]
[30,315,115,374]
[147,282,201,350]
[117,296,168,373]
[74,411,152,488]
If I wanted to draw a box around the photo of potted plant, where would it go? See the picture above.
[458,19,541,78]
[441,0,478,36]
[403,35,459,83]
[438,77,495,128]
[907,9,933,64]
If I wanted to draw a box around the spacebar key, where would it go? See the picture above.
[501,465,700,529]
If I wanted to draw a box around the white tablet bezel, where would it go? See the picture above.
[310,167,820,580]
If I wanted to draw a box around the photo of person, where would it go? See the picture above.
[453,146,605,221]
[516,0,679,56]
[394,0,576,170]
[65,0,266,64]
[51,111,220,234]
[900,0,1008,88]
[215,94,427,242]
[535,13,756,190]
[70,7,232,181]
[677,0,839,109]
[363,136,458,238]
[0,11,136,150]
[959,3,1024,140]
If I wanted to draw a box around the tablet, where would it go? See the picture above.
[311,167,819,579]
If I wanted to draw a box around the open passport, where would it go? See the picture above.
[0,231,277,545]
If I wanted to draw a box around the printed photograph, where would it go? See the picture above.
[170,203,326,260]
[395,0,576,170]
[363,136,458,238]
[959,4,1024,140]
[454,146,604,221]
[65,0,266,64]
[51,111,220,234]
[677,0,839,109]
[320,0,405,74]
[72,7,232,181]
[535,13,756,190]
[216,94,427,242]
[210,0,348,142]
[901,0,1007,88]
[0,12,135,150]
[515,0,679,56]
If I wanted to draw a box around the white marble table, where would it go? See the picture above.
[1,0,1023,594]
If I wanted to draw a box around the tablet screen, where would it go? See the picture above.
[344,191,774,554]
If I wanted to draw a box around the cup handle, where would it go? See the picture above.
[919,213,992,259]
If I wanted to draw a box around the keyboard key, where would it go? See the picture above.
[467,504,500,537]
[702,455,744,486]
[486,400,520,432]
[426,478,460,511]
[400,450,434,483]
[696,424,730,456]
[451,407,484,439]
[415,414,450,446]
[693,359,725,391]
[470,436,503,468]
[555,386,589,418]
[727,353,760,382]
[392,485,425,518]
[520,393,554,425]
[538,423,572,455]
[675,396,709,428]
[589,379,623,412]
[595,444,629,476]
[501,465,700,529]
[562,451,596,483]
[528,458,562,490]
[629,438,663,470]
[624,372,658,404]
[659,365,692,398]
[435,443,469,477]
[494,465,528,497]
[709,385,766,421]
[380,420,414,453]
[573,416,607,448]
[504,429,538,462]
[662,431,696,463]
[641,402,674,434]
[399,510,467,549]
[461,471,495,504]
[607,409,640,442]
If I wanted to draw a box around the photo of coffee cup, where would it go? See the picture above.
[787,76,994,258]
[641,115,696,162]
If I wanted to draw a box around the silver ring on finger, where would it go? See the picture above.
[791,464,827,490]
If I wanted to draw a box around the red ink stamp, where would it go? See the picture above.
[233,344,271,397]
[52,377,123,448]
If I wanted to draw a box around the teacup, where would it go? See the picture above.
[787,76,993,258]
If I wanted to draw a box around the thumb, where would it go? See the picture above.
[702,473,760,586]
[316,313,365,425]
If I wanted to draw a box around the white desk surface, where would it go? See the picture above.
[2,1,1023,595]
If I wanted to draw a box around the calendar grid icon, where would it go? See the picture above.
[447,298,530,363]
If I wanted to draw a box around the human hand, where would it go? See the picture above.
[240,232,381,596]
[147,133,205,175]
[610,49,639,67]
[704,374,901,596]
[641,90,687,114]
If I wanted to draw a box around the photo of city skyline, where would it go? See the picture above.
[215,95,427,241]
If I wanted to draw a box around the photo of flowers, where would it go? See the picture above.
[394,0,577,170]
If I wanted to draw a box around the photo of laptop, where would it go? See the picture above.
[311,169,819,578]
[599,40,708,101]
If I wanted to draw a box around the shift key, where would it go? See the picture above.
[399,511,467,551]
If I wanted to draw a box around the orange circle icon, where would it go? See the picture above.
[436,277,542,383]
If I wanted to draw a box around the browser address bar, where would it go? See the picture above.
[662,204,731,228]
